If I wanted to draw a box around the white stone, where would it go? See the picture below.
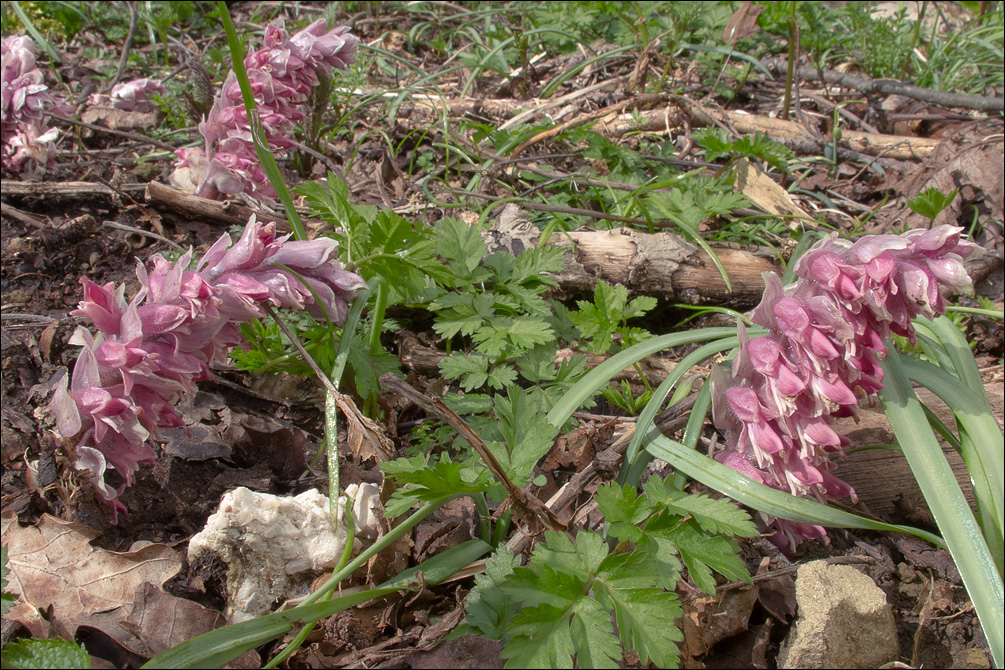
[188,485,381,622]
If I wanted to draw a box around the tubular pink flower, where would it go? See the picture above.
[1,34,70,172]
[109,78,165,112]
[713,225,981,550]
[170,19,358,201]
[50,217,365,519]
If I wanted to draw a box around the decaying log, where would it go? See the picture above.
[834,384,1004,522]
[1,180,144,201]
[483,205,780,308]
[144,181,279,227]
[598,106,940,161]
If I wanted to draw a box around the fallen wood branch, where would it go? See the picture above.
[392,93,938,161]
[1,180,143,200]
[484,205,779,308]
[763,59,1005,113]
[144,181,282,227]
[599,104,940,161]
[834,384,1004,521]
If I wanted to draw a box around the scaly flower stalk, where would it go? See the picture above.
[712,225,981,549]
[171,18,358,201]
[50,217,367,518]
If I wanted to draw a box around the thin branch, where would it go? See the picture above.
[107,1,140,92]
[764,59,1004,112]
[49,114,179,152]
[380,372,568,533]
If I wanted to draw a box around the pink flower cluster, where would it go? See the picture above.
[712,225,981,549]
[1,34,71,172]
[109,77,165,112]
[171,18,358,201]
[51,217,367,518]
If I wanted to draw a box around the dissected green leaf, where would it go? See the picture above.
[381,454,491,516]
[502,603,576,669]
[440,353,517,392]
[464,546,522,639]
[641,481,758,537]
[493,389,560,485]
[595,483,652,543]
[472,317,554,358]
[657,517,751,594]
[569,596,622,669]
[594,583,682,669]
[436,217,488,283]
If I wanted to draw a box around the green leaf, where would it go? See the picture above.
[511,245,566,286]
[595,483,652,543]
[502,603,576,669]
[907,187,958,221]
[432,293,497,339]
[347,341,402,401]
[569,596,622,669]
[436,217,487,283]
[659,518,750,594]
[530,530,608,583]
[501,565,585,609]
[1,639,90,670]
[493,388,560,485]
[593,584,682,669]
[472,317,554,358]
[464,546,522,639]
[381,455,491,516]
[547,327,742,430]
[440,353,517,392]
[880,347,1004,668]
[644,433,945,546]
[641,482,758,537]
[364,210,449,300]
[442,392,494,415]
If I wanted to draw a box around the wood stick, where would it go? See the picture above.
[485,206,780,308]
[144,181,279,226]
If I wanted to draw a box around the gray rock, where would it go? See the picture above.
[778,560,899,669]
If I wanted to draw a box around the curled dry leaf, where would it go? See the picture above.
[1,511,222,658]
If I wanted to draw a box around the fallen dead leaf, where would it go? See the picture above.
[80,106,160,132]
[681,584,759,658]
[734,159,808,226]
[1,512,224,659]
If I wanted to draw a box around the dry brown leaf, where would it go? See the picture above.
[331,391,393,462]
[734,159,808,226]
[80,106,160,131]
[681,585,759,658]
[120,582,226,657]
[1,512,181,650]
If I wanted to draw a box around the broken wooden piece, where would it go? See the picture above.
[484,205,780,308]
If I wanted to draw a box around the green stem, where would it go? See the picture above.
[307,498,454,605]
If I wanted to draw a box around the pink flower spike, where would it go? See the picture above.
[714,225,981,547]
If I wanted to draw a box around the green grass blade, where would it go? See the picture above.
[899,352,1004,582]
[644,433,944,546]
[879,348,1004,668]
[9,1,62,64]
[144,540,491,669]
[546,327,750,429]
[646,199,732,291]
[619,336,739,485]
